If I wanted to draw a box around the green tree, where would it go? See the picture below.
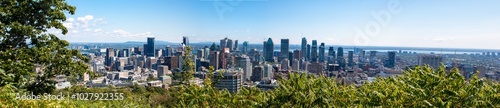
[0,0,92,94]
[180,46,195,85]
[203,66,215,87]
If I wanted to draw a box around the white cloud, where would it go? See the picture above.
[63,23,73,29]
[77,15,94,22]
[70,30,79,34]
[67,18,75,22]
[432,37,455,43]
[93,29,102,32]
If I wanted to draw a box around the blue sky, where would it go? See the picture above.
[53,0,500,49]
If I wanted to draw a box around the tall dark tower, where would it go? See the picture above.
[280,39,289,62]
[183,36,189,46]
[234,40,238,51]
[301,37,307,60]
[105,48,115,66]
[319,43,325,62]
[311,40,318,62]
[385,51,396,68]
[146,37,155,57]
[328,47,335,64]
[348,51,354,67]
[242,41,248,54]
[337,47,344,68]
[265,38,274,62]
[306,44,311,61]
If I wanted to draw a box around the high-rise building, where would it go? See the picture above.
[155,49,162,58]
[328,47,335,64]
[370,51,377,59]
[307,62,324,74]
[265,38,274,62]
[337,47,344,68]
[210,51,220,69]
[263,64,273,78]
[301,37,307,60]
[164,56,178,71]
[145,57,157,69]
[306,44,311,61]
[117,49,125,57]
[146,37,155,57]
[157,65,169,78]
[280,39,289,62]
[236,55,252,81]
[143,44,148,56]
[197,49,204,60]
[164,46,174,57]
[385,51,396,68]
[213,69,242,93]
[234,40,238,51]
[360,50,366,59]
[105,48,115,66]
[203,47,210,60]
[133,47,142,55]
[183,36,189,46]
[220,37,233,51]
[251,65,264,82]
[418,54,443,68]
[293,50,301,61]
[291,59,300,71]
[242,41,248,54]
[319,43,325,62]
[348,51,354,67]
[281,59,290,70]
[311,40,318,62]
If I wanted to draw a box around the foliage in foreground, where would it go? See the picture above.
[1,65,500,107]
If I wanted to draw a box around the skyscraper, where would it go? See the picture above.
[146,37,155,57]
[311,40,318,62]
[293,50,301,61]
[281,59,290,70]
[251,65,264,82]
[301,37,307,60]
[328,47,335,64]
[203,47,210,60]
[234,40,238,51]
[337,47,344,67]
[348,51,354,67]
[385,51,396,68]
[183,36,189,46]
[242,41,248,54]
[291,59,300,71]
[220,37,233,51]
[280,39,289,62]
[319,43,325,62]
[306,44,311,61]
[236,55,252,81]
[210,51,220,69]
[265,38,274,62]
[105,48,115,66]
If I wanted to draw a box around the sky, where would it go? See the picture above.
[52,0,500,49]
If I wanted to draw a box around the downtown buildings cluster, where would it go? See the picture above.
[59,36,500,92]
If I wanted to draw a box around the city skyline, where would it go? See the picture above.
[53,0,500,50]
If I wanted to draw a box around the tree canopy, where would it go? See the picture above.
[0,0,92,94]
